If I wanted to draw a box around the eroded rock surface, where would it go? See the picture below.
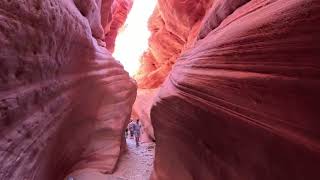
[105,0,133,52]
[133,0,217,145]
[151,0,320,179]
[135,0,216,89]
[0,0,136,179]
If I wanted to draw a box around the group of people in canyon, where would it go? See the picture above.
[126,119,142,147]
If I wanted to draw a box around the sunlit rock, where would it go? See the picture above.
[105,0,133,52]
[113,0,157,76]
[136,0,215,89]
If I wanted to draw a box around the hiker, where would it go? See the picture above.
[128,120,134,138]
[133,119,142,147]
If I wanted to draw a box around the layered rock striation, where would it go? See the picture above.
[0,0,136,179]
[135,0,219,89]
[151,0,320,179]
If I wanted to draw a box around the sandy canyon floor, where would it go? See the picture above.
[70,138,155,180]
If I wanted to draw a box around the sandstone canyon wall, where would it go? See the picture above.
[133,0,221,143]
[151,0,320,179]
[0,0,136,180]
[135,0,251,89]
[135,0,214,89]
[104,0,133,52]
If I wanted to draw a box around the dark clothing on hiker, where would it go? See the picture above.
[128,121,134,138]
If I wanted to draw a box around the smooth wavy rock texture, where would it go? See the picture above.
[0,0,136,179]
[135,0,250,89]
[151,0,320,179]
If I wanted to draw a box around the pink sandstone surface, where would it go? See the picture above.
[150,0,320,179]
[0,0,136,179]
[135,0,217,89]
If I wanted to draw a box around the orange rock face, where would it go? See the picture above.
[151,0,320,179]
[136,0,215,89]
[0,0,136,179]
[105,0,133,52]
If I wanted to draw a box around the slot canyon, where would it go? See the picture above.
[0,0,320,179]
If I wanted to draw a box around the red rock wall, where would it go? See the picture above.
[74,0,105,40]
[135,6,182,88]
[135,0,254,89]
[101,0,115,33]
[105,0,133,52]
[135,0,215,88]
[151,0,320,179]
[133,0,217,141]
[0,0,136,179]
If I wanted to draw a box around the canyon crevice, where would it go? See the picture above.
[1,0,320,179]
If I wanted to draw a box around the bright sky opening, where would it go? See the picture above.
[113,0,157,76]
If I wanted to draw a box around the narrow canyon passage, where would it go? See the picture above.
[69,138,155,180]
[1,0,320,180]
